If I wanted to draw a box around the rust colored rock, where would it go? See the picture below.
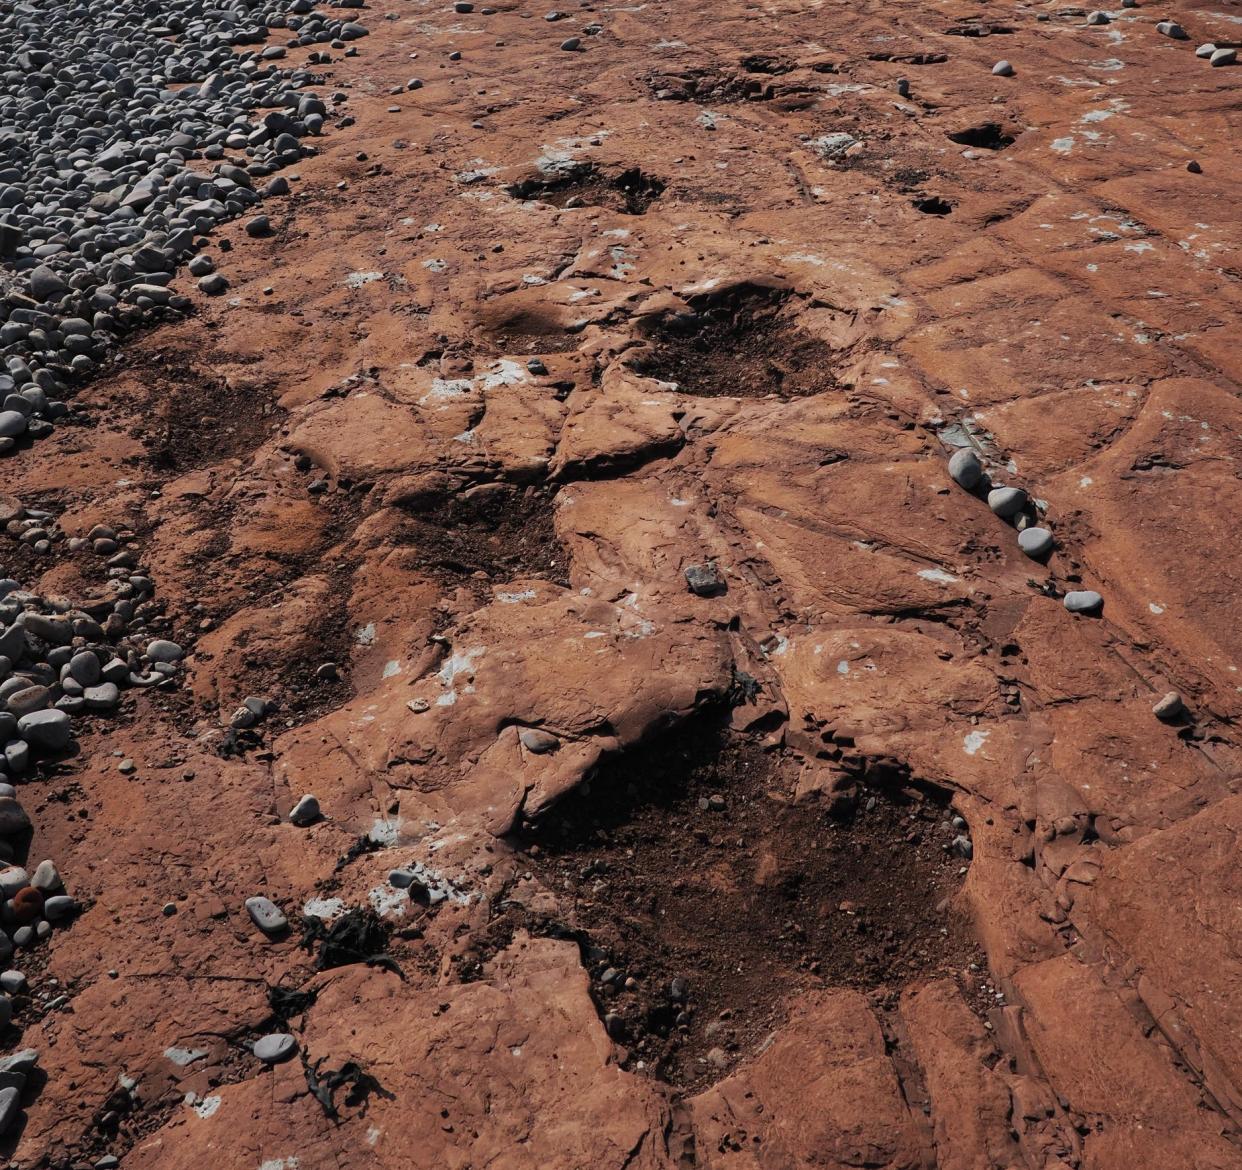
[10,886,43,925]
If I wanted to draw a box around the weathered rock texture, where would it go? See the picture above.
[4,0,1242,1168]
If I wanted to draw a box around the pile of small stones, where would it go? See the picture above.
[0,0,369,451]
[945,446,1104,615]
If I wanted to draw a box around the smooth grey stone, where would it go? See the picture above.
[0,412,26,439]
[253,1033,297,1064]
[1153,691,1185,721]
[289,794,320,826]
[83,682,120,710]
[992,60,1014,76]
[146,639,184,663]
[42,895,76,921]
[245,895,287,934]
[1196,42,1218,58]
[6,686,49,717]
[1018,527,1054,557]
[948,448,982,489]
[188,254,215,277]
[11,926,33,948]
[0,1050,37,1077]
[68,651,102,686]
[0,798,30,836]
[519,728,559,753]
[0,971,25,994]
[1086,10,1109,22]
[1064,590,1104,614]
[1157,20,1188,38]
[17,709,71,750]
[1211,47,1237,66]
[0,867,28,897]
[28,264,68,301]
[3,741,27,774]
[560,36,581,50]
[31,860,60,891]
[21,612,73,644]
[199,273,229,295]
[0,1084,18,1135]
[987,486,1027,518]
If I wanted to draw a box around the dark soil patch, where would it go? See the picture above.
[947,123,1015,151]
[398,484,570,594]
[635,283,840,399]
[122,341,283,472]
[644,66,778,103]
[507,164,665,215]
[513,713,977,1090]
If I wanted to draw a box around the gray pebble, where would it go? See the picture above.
[245,895,288,935]
[947,448,982,489]
[16,709,71,750]
[1017,527,1054,558]
[146,639,184,664]
[987,486,1027,519]
[1157,20,1188,38]
[1086,10,1109,23]
[518,728,559,753]
[560,37,581,50]
[253,1032,297,1064]
[289,794,320,826]
[1211,47,1237,66]
[684,563,727,597]
[43,895,75,921]
[1153,690,1185,721]
[0,972,25,995]
[1063,590,1104,615]
[0,1085,18,1136]
[1196,42,1218,57]
[31,860,60,892]
[992,60,1015,76]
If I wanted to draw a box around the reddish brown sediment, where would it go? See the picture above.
[7,0,1242,1166]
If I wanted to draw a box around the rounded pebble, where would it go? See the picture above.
[1017,527,1055,558]
[947,448,982,489]
[987,486,1027,518]
[253,1033,298,1064]
[1064,590,1104,615]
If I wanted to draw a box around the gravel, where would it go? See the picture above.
[0,0,367,452]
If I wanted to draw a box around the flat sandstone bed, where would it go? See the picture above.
[3,0,1242,1167]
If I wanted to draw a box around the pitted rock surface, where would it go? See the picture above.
[3,0,1242,1168]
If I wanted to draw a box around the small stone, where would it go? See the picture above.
[0,1085,18,1136]
[42,895,76,921]
[684,563,727,597]
[1156,20,1188,38]
[253,1033,298,1064]
[315,662,339,681]
[0,972,25,994]
[518,728,559,754]
[1210,47,1237,66]
[987,486,1027,518]
[69,651,102,686]
[1153,691,1185,721]
[0,798,30,836]
[31,860,60,892]
[245,895,288,935]
[199,273,229,296]
[1188,160,1202,173]
[1086,10,1109,22]
[992,60,1014,76]
[947,448,982,489]
[1017,527,1054,558]
[1063,590,1104,615]
[118,758,136,774]
[560,37,581,50]
[84,683,120,711]
[245,215,272,238]
[163,902,177,917]
[16,709,71,750]
[289,795,320,826]
[707,794,726,811]
[1196,42,1218,58]
[146,639,184,663]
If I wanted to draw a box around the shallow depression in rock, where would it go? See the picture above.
[512,713,977,1090]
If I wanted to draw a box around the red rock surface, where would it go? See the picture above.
[6,0,1242,1167]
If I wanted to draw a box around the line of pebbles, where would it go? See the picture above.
[0,494,190,1139]
[946,446,1186,723]
[0,0,370,454]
